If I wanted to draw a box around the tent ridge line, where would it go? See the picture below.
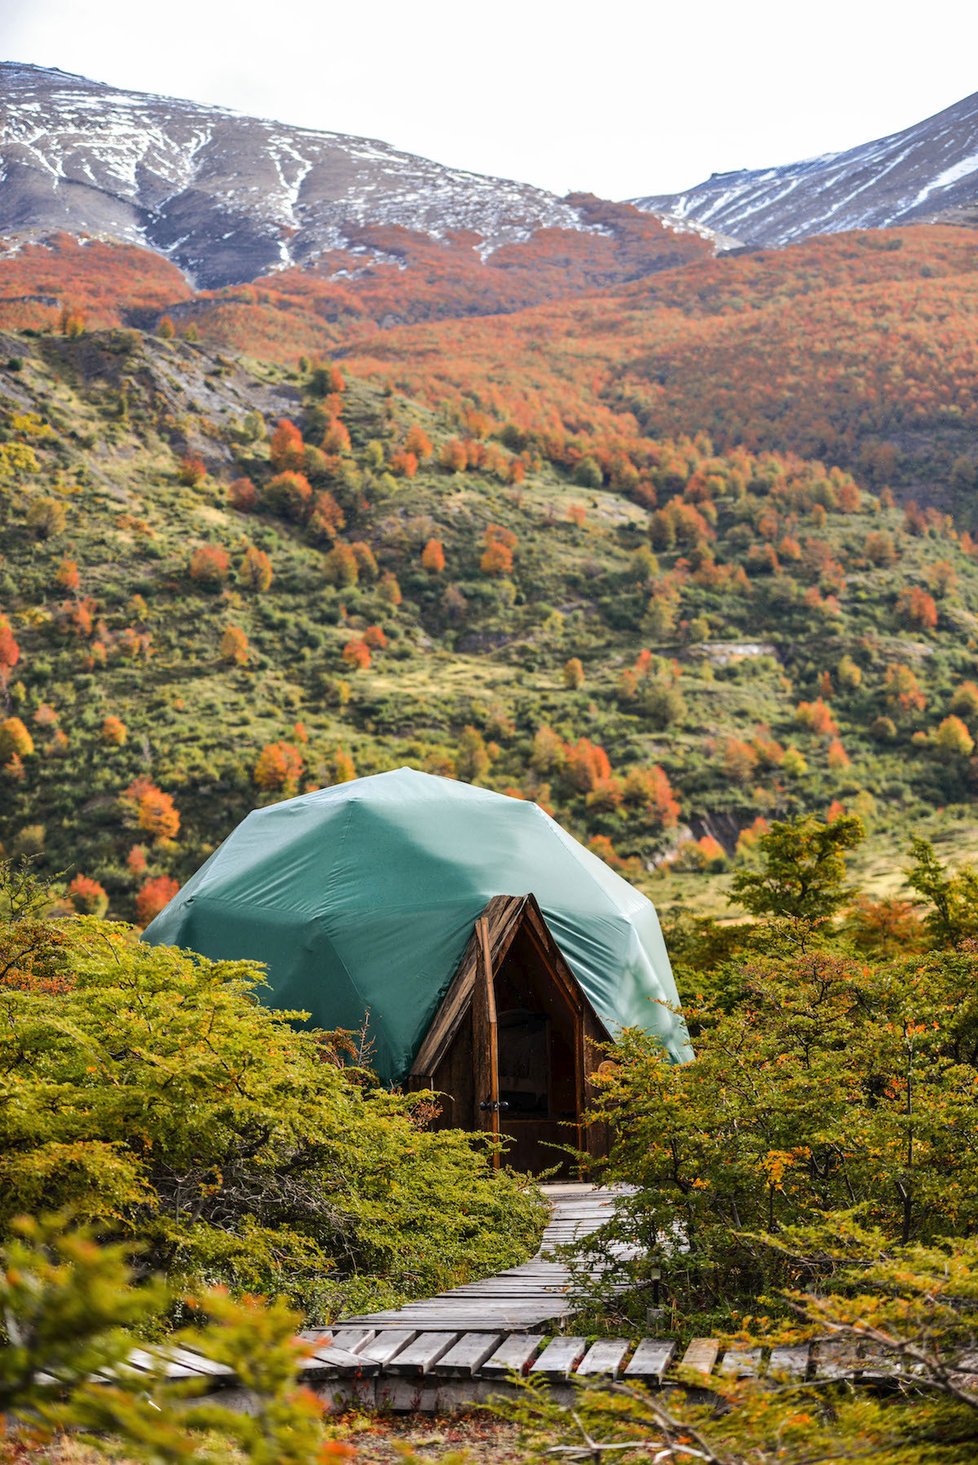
[409,894,529,1081]
[408,893,612,1084]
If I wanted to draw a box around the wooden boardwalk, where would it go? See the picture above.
[338,1182,631,1334]
[138,1326,896,1416]
[107,1184,897,1411]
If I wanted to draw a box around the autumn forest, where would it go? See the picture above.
[2,217,978,924]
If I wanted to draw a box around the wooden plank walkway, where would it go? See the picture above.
[105,1185,908,1411]
[135,1330,903,1413]
[340,1182,630,1333]
[290,1333,897,1391]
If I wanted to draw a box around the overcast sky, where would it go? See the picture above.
[4,0,977,199]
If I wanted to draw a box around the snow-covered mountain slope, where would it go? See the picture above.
[632,90,978,247]
[0,63,649,288]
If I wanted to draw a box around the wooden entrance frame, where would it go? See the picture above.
[408,894,612,1170]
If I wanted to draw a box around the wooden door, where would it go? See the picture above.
[471,915,501,1166]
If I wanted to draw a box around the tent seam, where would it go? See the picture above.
[310,798,403,1073]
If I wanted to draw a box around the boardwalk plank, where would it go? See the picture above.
[574,1339,630,1377]
[531,1337,588,1379]
[125,1347,163,1375]
[358,1330,418,1367]
[481,1335,546,1377]
[814,1340,859,1380]
[625,1339,676,1381]
[164,1346,234,1378]
[387,1332,460,1376]
[680,1338,720,1376]
[719,1348,762,1377]
[435,1333,504,1378]
[304,1343,379,1375]
[330,1328,376,1353]
[768,1344,810,1379]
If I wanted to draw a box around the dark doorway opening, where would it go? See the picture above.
[409,895,611,1175]
[493,924,582,1172]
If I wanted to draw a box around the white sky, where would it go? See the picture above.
[3,0,978,199]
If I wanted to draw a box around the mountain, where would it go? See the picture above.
[632,90,978,247]
[0,62,716,290]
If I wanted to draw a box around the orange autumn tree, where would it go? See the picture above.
[101,715,127,746]
[440,438,468,473]
[884,663,927,717]
[480,524,517,576]
[932,714,975,759]
[135,874,180,925]
[694,834,727,870]
[56,557,80,591]
[322,418,351,455]
[188,544,230,587]
[330,746,357,783]
[269,418,305,473]
[421,538,446,572]
[178,455,206,487]
[827,738,851,769]
[564,738,612,793]
[254,741,304,795]
[897,586,939,631]
[220,626,249,666]
[123,779,180,842]
[0,615,20,684]
[323,543,360,588]
[308,489,345,542]
[379,571,402,606]
[68,874,109,917]
[0,718,34,762]
[794,697,838,738]
[723,737,759,784]
[239,545,273,592]
[263,471,313,521]
[227,476,257,512]
[342,639,371,670]
[389,449,418,478]
[403,424,434,462]
[626,764,681,828]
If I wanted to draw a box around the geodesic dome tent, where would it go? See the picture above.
[143,768,690,1097]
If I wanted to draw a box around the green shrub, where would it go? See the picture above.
[0,898,544,1322]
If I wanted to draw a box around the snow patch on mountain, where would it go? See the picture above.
[0,63,596,286]
[631,90,978,247]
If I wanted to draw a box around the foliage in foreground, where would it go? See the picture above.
[526,825,978,1464]
[504,1228,978,1465]
[0,1214,350,1463]
[580,827,978,1326]
[589,934,978,1321]
[0,878,544,1322]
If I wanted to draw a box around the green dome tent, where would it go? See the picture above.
[143,768,690,1086]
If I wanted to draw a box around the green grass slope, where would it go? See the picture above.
[3,327,978,923]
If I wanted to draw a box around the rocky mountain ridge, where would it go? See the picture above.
[0,62,717,289]
[632,90,978,247]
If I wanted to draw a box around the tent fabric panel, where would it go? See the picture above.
[144,768,691,1084]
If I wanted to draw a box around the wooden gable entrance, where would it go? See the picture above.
[408,895,611,1174]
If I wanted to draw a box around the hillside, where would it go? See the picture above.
[633,88,978,245]
[342,226,978,521]
[4,327,978,924]
[6,226,977,522]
